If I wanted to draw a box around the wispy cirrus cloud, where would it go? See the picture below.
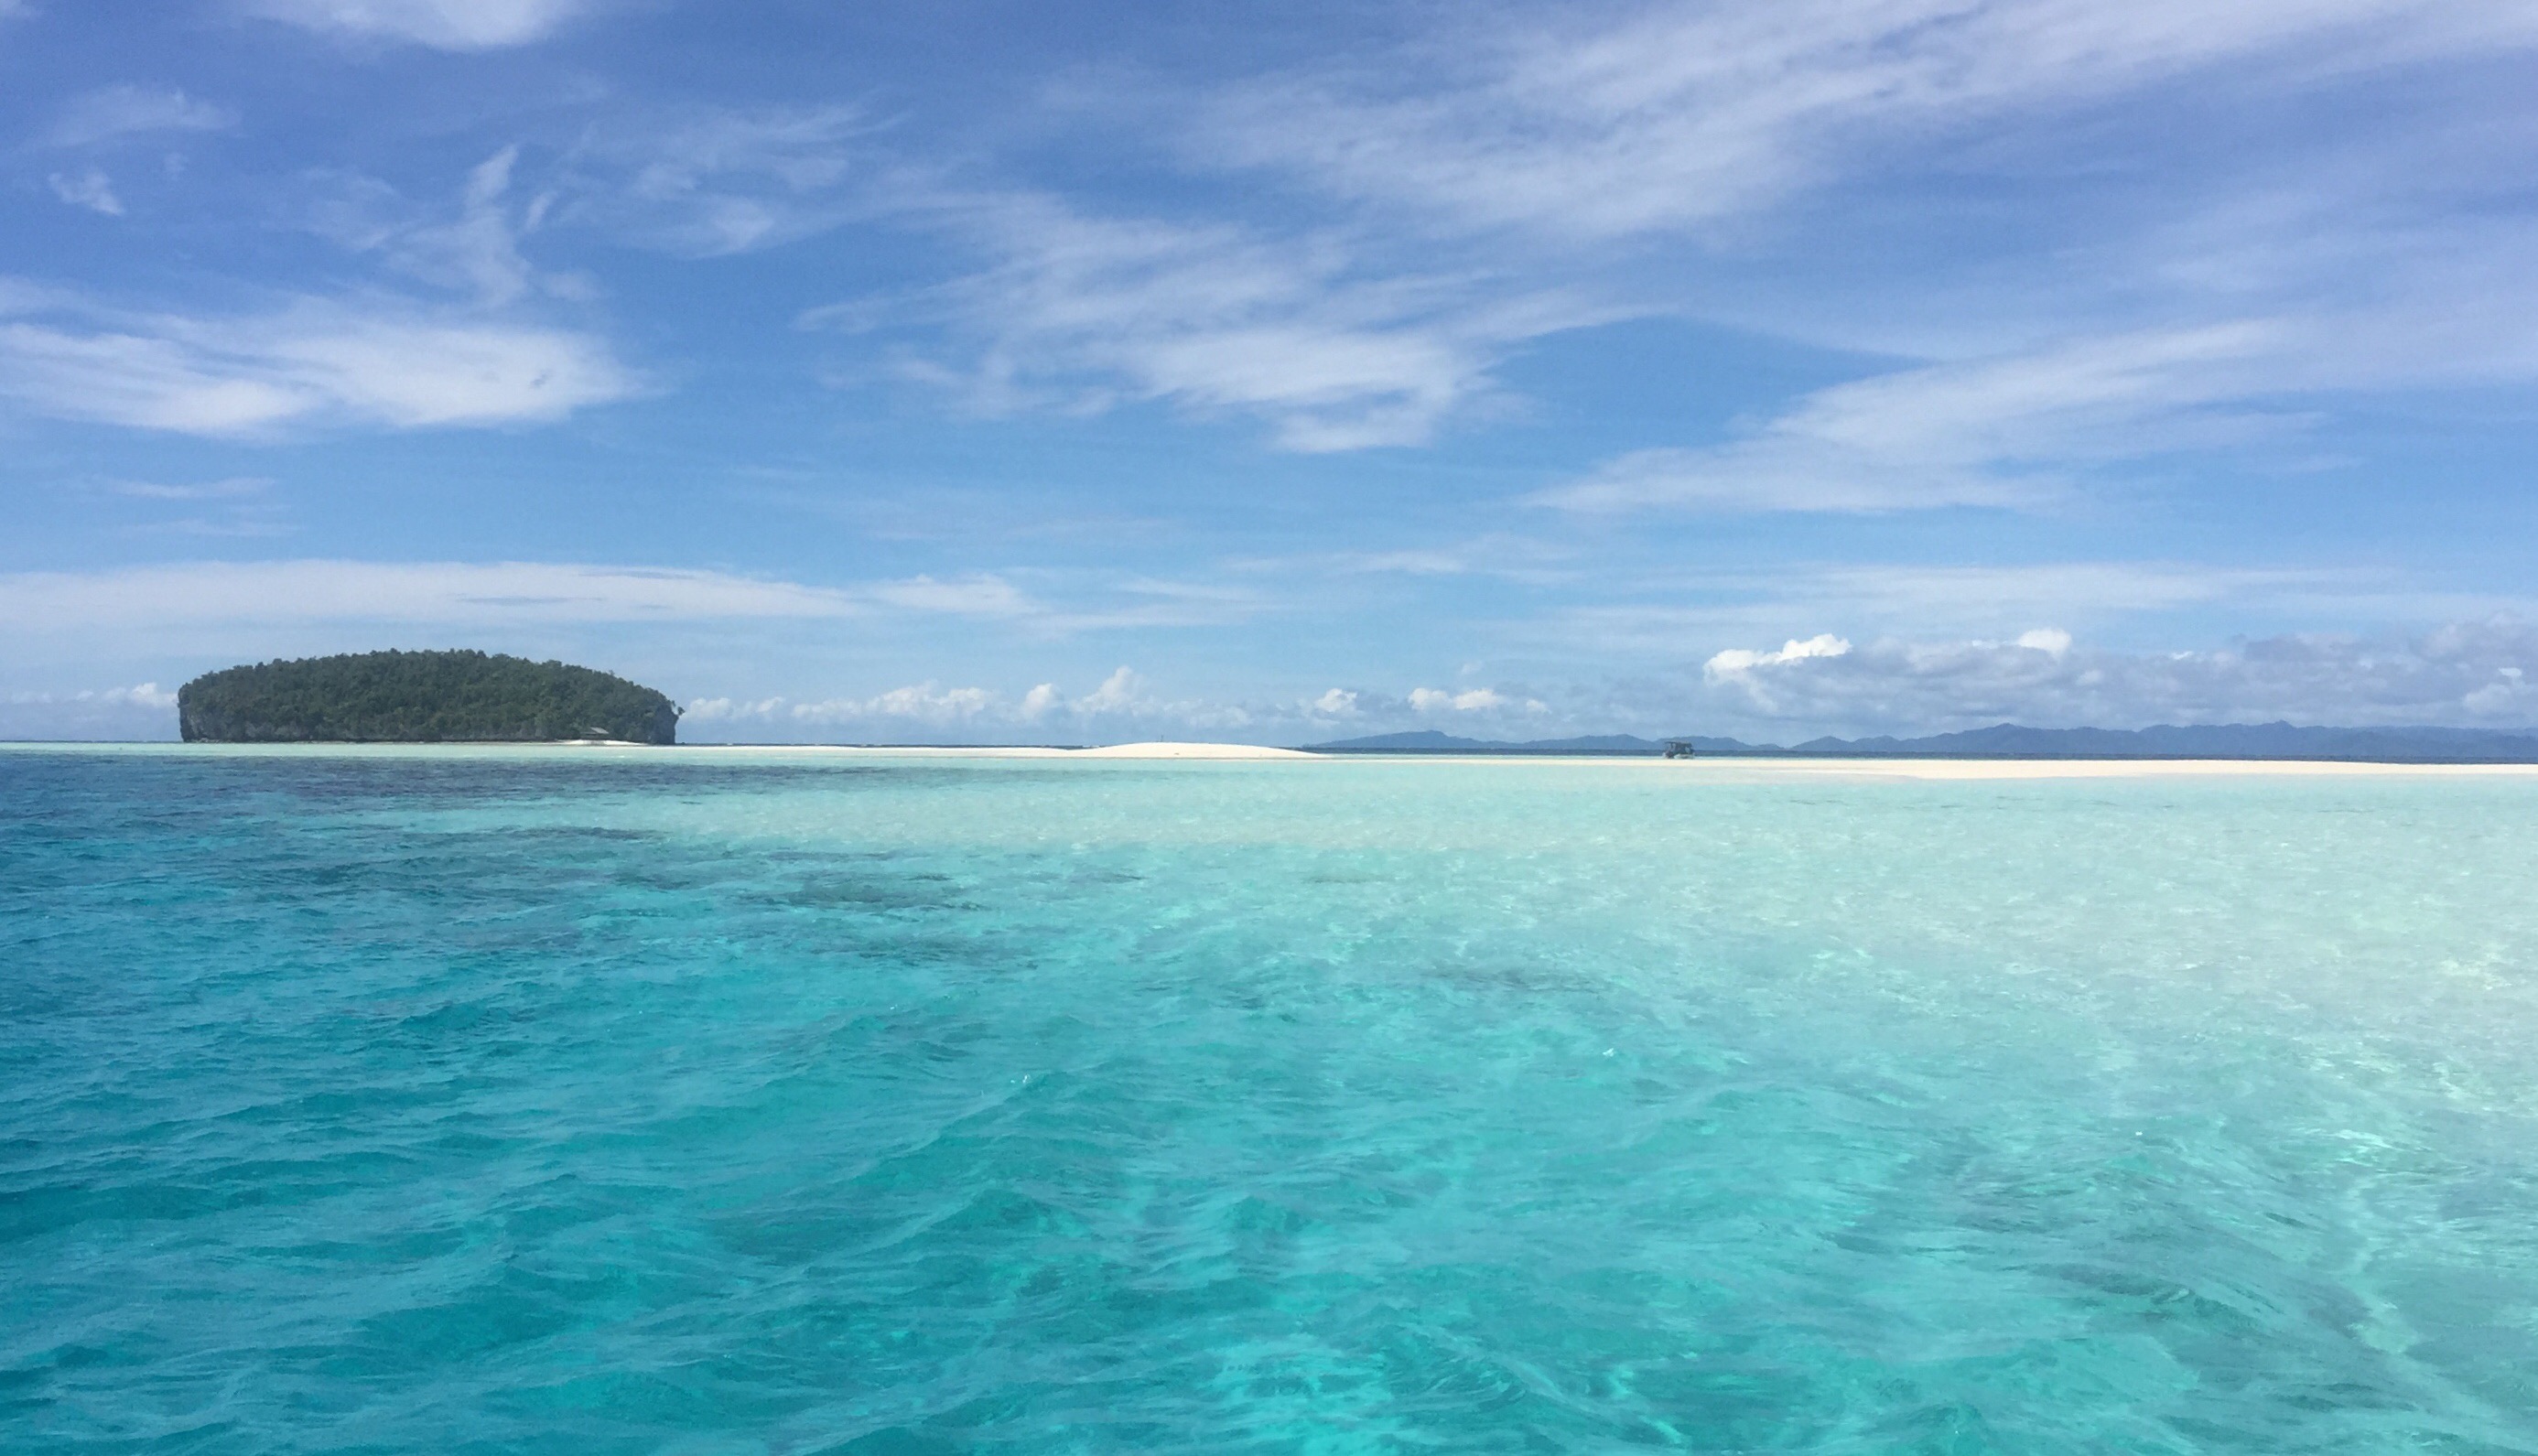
[47,169,122,216]
[0,291,638,435]
[243,0,592,50]
[39,84,235,149]
[811,192,1609,450]
[307,147,562,307]
[1539,324,2294,513]
[0,560,1266,644]
[0,560,864,634]
[1148,0,2538,479]
[1198,0,2538,243]
[563,105,875,256]
[5,139,638,439]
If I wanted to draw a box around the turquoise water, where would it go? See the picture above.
[6,748,2538,1454]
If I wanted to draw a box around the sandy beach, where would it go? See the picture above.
[17,742,2534,774]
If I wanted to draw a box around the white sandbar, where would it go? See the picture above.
[10,743,2533,775]
[676,740,1312,760]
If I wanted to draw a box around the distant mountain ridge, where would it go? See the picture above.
[1307,722,2538,762]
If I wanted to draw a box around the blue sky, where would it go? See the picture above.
[5,0,2538,743]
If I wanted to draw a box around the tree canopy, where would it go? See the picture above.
[178,651,679,744]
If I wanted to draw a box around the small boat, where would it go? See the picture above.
[1661,739,1697,759]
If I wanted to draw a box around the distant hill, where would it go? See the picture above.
[178,651,679,745]
[1307,722,2538,762]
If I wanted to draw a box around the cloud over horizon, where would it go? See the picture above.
[3,2,2536,742]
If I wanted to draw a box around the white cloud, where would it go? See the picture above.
[783,683,998,727]
[0,560,1192,642]
[1530,561,2395,665]
[1692,617,2538,732]
[1201,0,2538,243]
[406,148,535,305]
[245,0,589,49]
[0,560,867,633]
[672,668,1278,741]
[1540,325,2288,513]
[1155,0,2538,491]
[48,169,122,216]
[261,316,632,426]
[1074,665,1147,714]
[2017,628,2073,654]
[305,147,599,308]
[0,293,638,435]
[99,476,273,502]
[574,106,870,256]
[867,574,1034,618]
[0,682,184,740]
[1312,687,1360,716]
[679,696,761,723]
[4,682,179,709]
[1409,685,1514,712]
[43,85,233,148]
[810,193,1604,451]
[1704,633,1852,678]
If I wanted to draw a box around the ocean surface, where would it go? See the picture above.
[5,747,2538,1455]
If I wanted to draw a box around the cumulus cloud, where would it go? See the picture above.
[0,683,186,740]
[1533,560,2379,661]
[244,0,589,49]
[777,683,999,728]
[675,667,1274,742]
[1704,633,1852,677]
[1074,665,1147,715]
[2017,628,2072,654]
[1408,685,1504,712]
[5,682,179,710]
[1693,617,2538,732]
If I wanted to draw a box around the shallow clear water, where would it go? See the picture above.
[5,747,2538,1453]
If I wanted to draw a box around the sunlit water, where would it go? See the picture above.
[5,746,2537,1453]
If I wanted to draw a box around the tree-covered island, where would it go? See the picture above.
[178,651,680,744]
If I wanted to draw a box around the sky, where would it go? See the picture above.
[5,0,2538,744]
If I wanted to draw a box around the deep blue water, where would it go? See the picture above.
[5,746,2537,1453]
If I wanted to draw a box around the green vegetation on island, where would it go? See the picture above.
[178,651,680,744]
